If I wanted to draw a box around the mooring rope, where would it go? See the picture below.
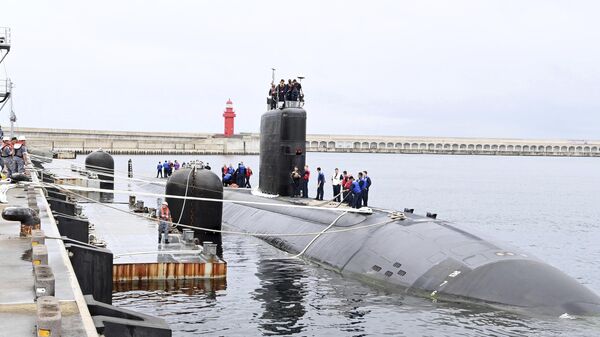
[41,182,399,238]
[38,182,373,214]
[291,211,349,258]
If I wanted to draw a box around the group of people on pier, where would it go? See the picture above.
[156,160,211,178]
[290,166,372,209]
[0,135,29,178]
[268,78,304,110]
[221,162,253,188]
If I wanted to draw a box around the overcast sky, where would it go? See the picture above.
[1,1,600,139]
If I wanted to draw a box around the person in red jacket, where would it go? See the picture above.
[302,165,310,198]
[245,166,253,188]
[342,173,353,205]
[340,171,348,203]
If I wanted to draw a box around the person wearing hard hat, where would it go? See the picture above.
[158,201,172,244]
[13,136,28,174]
[0,136,13,178]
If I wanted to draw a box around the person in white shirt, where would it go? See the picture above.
[331,168,343,202]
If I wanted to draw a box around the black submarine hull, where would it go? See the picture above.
[221,188,600,316]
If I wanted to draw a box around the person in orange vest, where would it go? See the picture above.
[158,201,172,244]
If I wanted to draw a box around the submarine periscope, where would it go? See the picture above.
[221,105,600,316]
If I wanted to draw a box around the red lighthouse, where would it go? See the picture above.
[223,98,236,137]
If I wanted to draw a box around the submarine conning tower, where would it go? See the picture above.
[259,107,307,196]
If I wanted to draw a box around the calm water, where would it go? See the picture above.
[72,153,600,336]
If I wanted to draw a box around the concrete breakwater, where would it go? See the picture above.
[18,126,600,157]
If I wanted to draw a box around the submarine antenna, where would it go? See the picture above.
[271,67,276,84]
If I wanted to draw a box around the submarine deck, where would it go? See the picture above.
[80,201,227,282]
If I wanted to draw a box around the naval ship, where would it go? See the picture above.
[163,102,600,317]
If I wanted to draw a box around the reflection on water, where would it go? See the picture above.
[253,259,307,335]
[114,278,227,295]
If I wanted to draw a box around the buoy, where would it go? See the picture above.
[165,165,223,255]
[85,149,114,190]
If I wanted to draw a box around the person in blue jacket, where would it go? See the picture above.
[315,167,325,200]
[351,175,362,209]
[362,171,372,207]
[162,160,169,178]
[223,172,232,186]
[156,162,163,178]
[237,162,246,187]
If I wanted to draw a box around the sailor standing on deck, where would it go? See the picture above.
[331,168,342,202]
[351,175,363,209]
[237,162,246,187]
[290,167,301,197]
[362,171,372,207]
[156,162,163,178]
[268,84,277,110]
[13,136,28,174]
[315,167,325,200]
[1,137,13,178]
[276,79,286,108]
[302,165,310,198]
[158,201,172,244]
[162,160,169,178]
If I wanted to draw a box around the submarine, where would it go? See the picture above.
[166,104,600,316]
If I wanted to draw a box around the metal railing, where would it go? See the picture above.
[266,94,305,111]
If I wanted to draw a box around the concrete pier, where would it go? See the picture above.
[19,126,600,157]
[0,179,97,336]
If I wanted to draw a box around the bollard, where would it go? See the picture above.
[75,204,83,216]
[128,195,136,208]
[2,206,41,237]
[36,296,62,337]
[31,229,45,246]
[32,245,49,266]
[202,241,217,259]
[34,265,55,298]
[183,229,194,244]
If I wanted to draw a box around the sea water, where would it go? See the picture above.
[67,153,600,336]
